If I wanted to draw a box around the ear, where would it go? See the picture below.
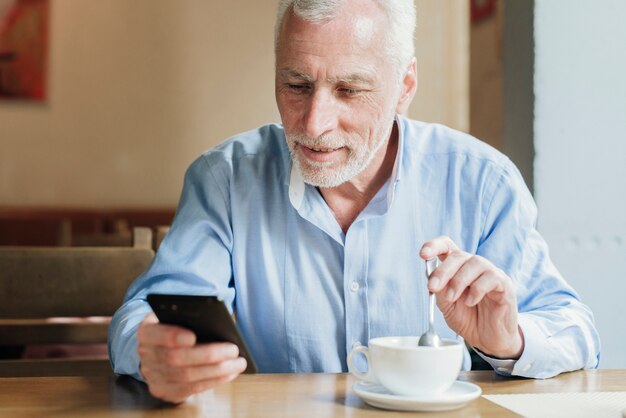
[395,57,418,115]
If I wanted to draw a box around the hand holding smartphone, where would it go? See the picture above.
[147,294,257,374]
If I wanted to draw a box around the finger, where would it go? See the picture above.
[169,357,247,383]
[419,235,459,260]
[143,312,158,324]
[143,356,247,385]
[140,342,240,369]
[428,249,471,293]
[462,271,505,307]
[138,321,196,348]
[442,255,490,302]
[148,369,242,404]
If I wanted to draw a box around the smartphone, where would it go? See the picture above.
[147,293,257,374]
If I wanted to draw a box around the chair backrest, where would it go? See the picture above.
[0,227,154,346]
[154,225,170,250]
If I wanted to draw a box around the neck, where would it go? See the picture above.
[319,122,399,233]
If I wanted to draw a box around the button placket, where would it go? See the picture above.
[343,223,369,358]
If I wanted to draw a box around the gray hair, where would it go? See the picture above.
[274,0,416,77]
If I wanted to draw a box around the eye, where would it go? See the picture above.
[338,87,361,96]
[287,84,311,94]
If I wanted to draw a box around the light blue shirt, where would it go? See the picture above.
[109,116,600,381]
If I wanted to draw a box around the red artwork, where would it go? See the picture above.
[0,0,49,101]
[470,0,496,23]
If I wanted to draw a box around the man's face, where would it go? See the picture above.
[275,1,403,188]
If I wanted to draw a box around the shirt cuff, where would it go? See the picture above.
[472,314,549,378]
[109,303,151,382]
[472,347,517,376]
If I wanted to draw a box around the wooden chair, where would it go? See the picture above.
[154,225,170,250]
[0,227,154,377]
[72,219,133,247]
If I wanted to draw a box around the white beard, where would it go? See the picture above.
[286,128,390,188]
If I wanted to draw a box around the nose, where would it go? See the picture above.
[303,89,339,139]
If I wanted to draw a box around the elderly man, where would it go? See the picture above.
[109,0,600,403]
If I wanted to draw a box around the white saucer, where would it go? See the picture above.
[352,380,482,412]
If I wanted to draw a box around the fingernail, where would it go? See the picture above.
[429,277,440,291]
[227,344,240,358]
[445,288,455,301]
[177,333,195,346]
[238,357,247,369]
[422,247,432,257]
[465,294,477,306]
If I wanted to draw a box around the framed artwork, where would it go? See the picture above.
[0,0,49,101]
[470,0,496,23]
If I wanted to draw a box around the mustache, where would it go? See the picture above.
[287,133,347,149]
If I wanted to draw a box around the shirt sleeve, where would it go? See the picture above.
[108,154,235,379]
[474,158,601,378]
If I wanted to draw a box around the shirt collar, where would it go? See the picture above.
[386,114,405,207]
[288,161,306,209]
[390,114,404,183]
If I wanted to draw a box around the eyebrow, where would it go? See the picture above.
[279,69,314,83]
[330,73,376,85]
[278,69,375,85]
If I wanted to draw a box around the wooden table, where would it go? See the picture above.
[0,369,624,417]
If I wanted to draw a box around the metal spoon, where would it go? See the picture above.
[418,258,442,347]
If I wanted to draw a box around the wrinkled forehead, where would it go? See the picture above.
[353,15,375,47]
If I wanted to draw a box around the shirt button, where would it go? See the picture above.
[521,363,532,372]
[350,281,360,292]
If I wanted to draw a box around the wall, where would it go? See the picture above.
[469,0,503,151]
[1,0,279,208]
[0,0,468,208]
[534,0,626,367]
[469,0,535,193]
[414,0,469,134]
[502,0,534,192]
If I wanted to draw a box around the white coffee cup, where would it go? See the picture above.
[347,336,463,397]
